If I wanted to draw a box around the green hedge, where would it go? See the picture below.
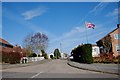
[72,44,93,64]
[81,44,93,64]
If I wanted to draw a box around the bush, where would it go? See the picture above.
[38,54,40,57]
[54,56,57,59]
[81,44,93,64]
[29,53,37,57]
[71,44,93,64]
[44,53,48,59]
[50,55,54,59]
[2,52,9,63]
[93,57,102,63]
[9,52,21,64]
[72,46,81,62]
[93,54,120,64]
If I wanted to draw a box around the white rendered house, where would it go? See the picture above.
[92,45,100,57]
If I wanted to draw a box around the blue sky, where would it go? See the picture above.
[2,2,119,54]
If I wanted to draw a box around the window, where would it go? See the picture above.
[114,34,120,39]
[0,42,6,48]
[0,42,2,46]
[116,45,120,52]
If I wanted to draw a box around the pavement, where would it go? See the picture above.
[2,59,52,69]
[67,61,120,75]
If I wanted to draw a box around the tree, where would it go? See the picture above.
[23,33,33,56]
[41,49,46,57]
[71,46,81,62]
[41,49,48,59]
[23,32,49,56]
[29,53,37,57]
[54,48,61,59]
[102,35,112,54]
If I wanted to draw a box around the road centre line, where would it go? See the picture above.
[30,72,43,78]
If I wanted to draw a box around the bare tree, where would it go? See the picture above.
[23,32,48,56]
[23,33,33,56]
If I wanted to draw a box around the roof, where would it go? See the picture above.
[0,38,13,46]
[0,38,10,44]
[92,44,97,47]
[96,24,120,42]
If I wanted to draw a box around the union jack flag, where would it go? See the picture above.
[86,22,95,29]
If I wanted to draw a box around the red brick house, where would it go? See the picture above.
[96,24,120,57]
[0,38,26,63]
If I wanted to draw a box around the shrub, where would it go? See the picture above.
[72,46,82,62]
[93,57,102,63]
[38,54,40,57]
[93,52,120,64]
[50,55,54,59]
[54,56,57,59]
[81,44,93,64]
[71,44,93,64]
[99,52,114,63]
[9,52,21,64]
[29,53,37,57]
[2,52,9,63]
[44,53,48,59]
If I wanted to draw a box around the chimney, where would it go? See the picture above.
[117,24,120,28]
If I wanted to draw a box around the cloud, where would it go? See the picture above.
[81,2,109,24]
[22,6,47,20]
[89,2,109,15]
[100,0,119,2]
[50,26,86,44]
[106,8,120,18]
[65,26,87,37]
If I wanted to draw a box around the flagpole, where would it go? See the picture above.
[85,22,88,44]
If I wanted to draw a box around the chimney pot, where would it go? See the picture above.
[117,24,120,28]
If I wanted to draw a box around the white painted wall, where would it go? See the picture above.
[27,57,44,62]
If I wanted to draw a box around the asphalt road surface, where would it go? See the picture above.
[1,59,119,78]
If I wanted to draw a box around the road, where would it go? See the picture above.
[1,59,119,78]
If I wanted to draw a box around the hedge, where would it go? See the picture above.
[80,44,93,64]
[71,44,93,64]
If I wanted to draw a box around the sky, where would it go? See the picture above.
[1,2,119,54]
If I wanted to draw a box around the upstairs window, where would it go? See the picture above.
[114,34,120,40]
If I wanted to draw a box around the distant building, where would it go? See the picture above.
[61,53,68,59]
[48,53,54,59]
[96,24,120,57]
[92,44,100,57]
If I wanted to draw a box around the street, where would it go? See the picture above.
[2,59,119,78]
